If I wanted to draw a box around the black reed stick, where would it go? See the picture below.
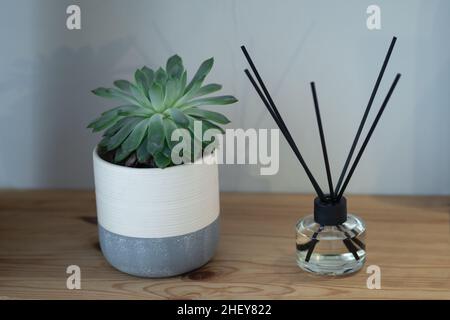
[336,225,366,250]
[244,69,326,201]
[334,36,397,196]
[305,225,323,262]
[337,73,401,200]
[310,82,334,200]
[243,71,284,138]
[241,46,326,201]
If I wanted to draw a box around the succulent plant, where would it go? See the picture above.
[88,55,238,168]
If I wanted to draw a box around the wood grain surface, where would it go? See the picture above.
[0,190,449,299]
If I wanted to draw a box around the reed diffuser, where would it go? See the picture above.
[241,37,401,276]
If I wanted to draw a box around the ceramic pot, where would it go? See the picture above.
[93,147,220,277]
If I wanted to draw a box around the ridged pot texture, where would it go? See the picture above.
[93,147,220,277]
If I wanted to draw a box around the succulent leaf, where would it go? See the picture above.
[114,145,133,162]
[104,117,136,137]
[106,118,141,151]
[148,83,164,111]
[92,87,140,105]
[141,66,155,87]
[166,55,184,79]
[100,105,141,116]
[87,112,120,132]
[113,80,133,92]
[90,55,237,168]
[153,152,171,168]
[136,136,151,163]
[179,71,187,95]
[162,144,171,158]
[164,78,179,107]
[194,83,222,98]
[146,114,165,154]
[167,108,189,127]
[135,69,150,96]
[185,108,230,124]
[180,95,238,109]
[163,118,179,149]
[154,67,168,85]
[184,57,214,94]
[121,118,149,153]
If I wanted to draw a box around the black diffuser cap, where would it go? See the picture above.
[314,196,347,226]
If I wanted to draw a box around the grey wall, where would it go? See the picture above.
[0,0,449,195]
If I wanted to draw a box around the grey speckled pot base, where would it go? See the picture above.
[98,218,219,278]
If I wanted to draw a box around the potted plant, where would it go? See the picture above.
[88,55,237,277]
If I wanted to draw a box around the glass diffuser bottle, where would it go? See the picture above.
[241,36,400,277]
[296,197,366,276]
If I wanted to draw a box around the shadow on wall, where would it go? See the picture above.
[0,3,150,188]
[413,0,450,194]
[0,42,138,188]
[219,16,315,193]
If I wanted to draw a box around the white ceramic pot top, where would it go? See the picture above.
[93,149,220,238]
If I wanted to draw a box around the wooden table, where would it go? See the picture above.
[0,191,448,299]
